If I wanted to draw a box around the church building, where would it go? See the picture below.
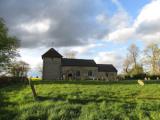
[42,48,118,80]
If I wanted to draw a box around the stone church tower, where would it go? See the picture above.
[42,48,62,80]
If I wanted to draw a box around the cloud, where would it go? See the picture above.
[99,10,132,42]
[103,0,160,44]
[105,27,135,42]
[18,19,51,33]
[97,10,130,30]
[96,0,132,42]
[0,0,104,48]
[134,0,160,44]
[94,51,123,72]
[59,43,101,57]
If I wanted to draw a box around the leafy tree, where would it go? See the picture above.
[129,64,144,76]
[144,43,160,75]
[0,18,19,73]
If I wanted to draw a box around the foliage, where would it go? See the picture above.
[143,43,160,75]
[0,76,28,85]
[10,61,30,77]
[1,80,160,120]
[0,18,19,72]
[123,43,160,76]
[129,64,144,76]
[123,44,140,75]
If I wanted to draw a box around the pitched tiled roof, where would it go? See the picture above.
[97,64,118,72]
[62,58,97,67]
[42,48,63,58]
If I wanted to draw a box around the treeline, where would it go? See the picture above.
[121,43,160,80]
[0,18,29,84]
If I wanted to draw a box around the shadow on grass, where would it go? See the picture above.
[35,95,160,105]
[36,96,66,101]
[33,80,160,85]
[0,83,29,120]
[36,95,123,104]
[0,91,18,120]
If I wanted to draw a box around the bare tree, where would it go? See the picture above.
[10,61,30,77]
[123,54,131,74]
[144,43,160,75]
[128,44,139,68]
[64,51,77,58]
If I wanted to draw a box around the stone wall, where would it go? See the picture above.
[62,66,98,80]
[42,58,61,80]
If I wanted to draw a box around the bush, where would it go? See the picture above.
[122,74,160,80]
[0,76,28,85]
[146,75,160,80]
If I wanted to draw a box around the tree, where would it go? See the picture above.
[144,43,160,75]
[10,61,30,77]
[129,64,144,76]
[64,51,77,58]
[123,54,131,74]
[123,44,143,76]
[0,18,19,73]
[127,44,139,68]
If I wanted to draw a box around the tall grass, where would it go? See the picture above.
[0,80,160,120]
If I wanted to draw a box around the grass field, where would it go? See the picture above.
[1,80,160,120]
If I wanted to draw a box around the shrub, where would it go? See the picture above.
[0,76,28,85]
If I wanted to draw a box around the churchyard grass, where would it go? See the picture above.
[0,80,160,120]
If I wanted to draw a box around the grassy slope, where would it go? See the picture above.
[0,80,160,120]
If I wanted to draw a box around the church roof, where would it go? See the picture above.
[97,64,118,72]
[62,58,97,67]
[42,48,63,59]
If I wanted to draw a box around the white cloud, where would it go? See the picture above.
[134,0,160,44]
[106,27,135,42]
[96,10,130,31]
[18,19,51,33]
[97,0,132,42]
[103,0,160,44]
[60,43,103,57]
[18,47,47,69]
[94,51,123,73]
[134,0,160,28]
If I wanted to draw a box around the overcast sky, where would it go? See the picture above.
[1,0,160,76]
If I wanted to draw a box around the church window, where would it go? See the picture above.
[76,71,80,76]
[88,71,93,76]
[106,72,108,77]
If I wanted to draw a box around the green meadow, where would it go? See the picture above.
[1,80,160,120]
